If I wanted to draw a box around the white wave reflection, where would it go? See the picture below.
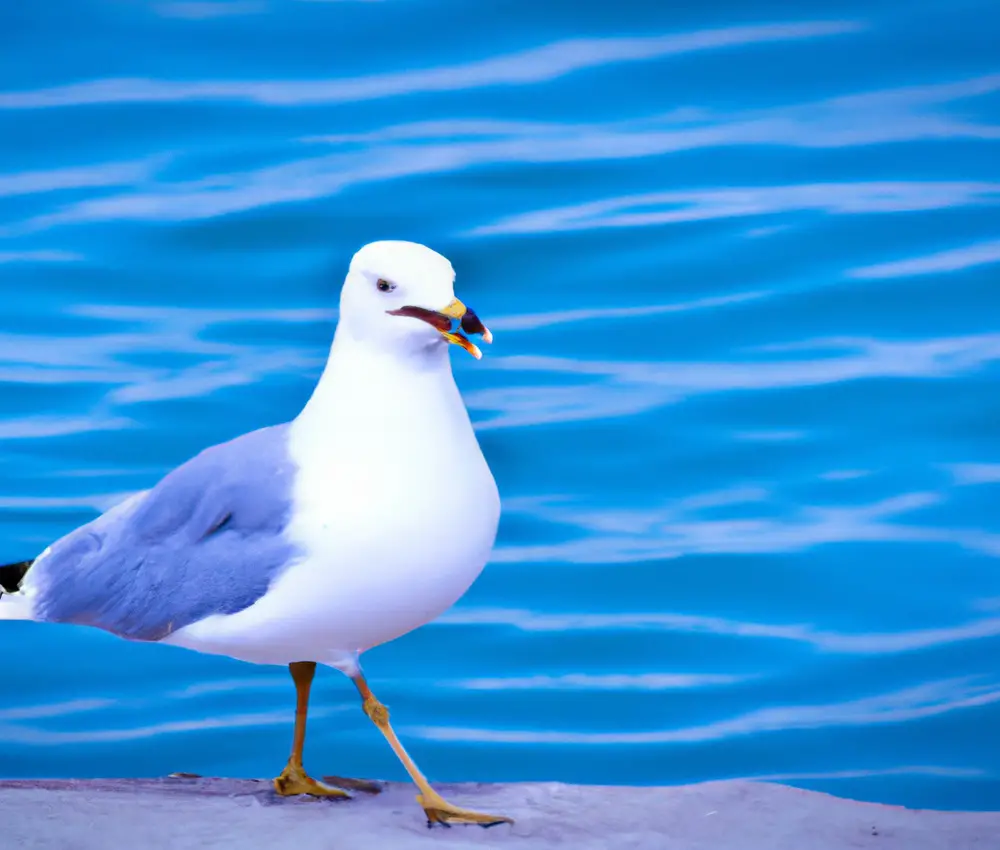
[5,75,997,232]
[491,487,1000,563]
[733,430,805,442]
[72,304,334,325]
[0,699,116,721]
[0,305,327,409]
[488,291,768,333]
[0,250,83,264]
[125,366,260,404]
[688,486,771,507]
[0,416,136,440]
[469,384,679,431]
[408,677,1000,744]
[0,158,164,198]
[468,333,1000,429]
[946,464,1000,486]
[472,182,1000,236]
[50,466,166,479]
[453,673,749,691]
[850,239,1000,279]
[0,67,994,233]
[820,469,871,481]
[308,72,1000,153]
[0,677,350,745]
[0,708,343,745]
[0,492,136,512]
[438,607,1000,656]
[486,333,1000,389]
[0,22,860,109]
[169,676,287,698]
[155,1,266,18]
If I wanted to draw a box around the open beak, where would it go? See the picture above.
[387,298,493,359]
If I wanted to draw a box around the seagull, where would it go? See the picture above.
[0,240,511,829]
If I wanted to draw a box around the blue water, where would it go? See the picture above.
[2,0,1000,813]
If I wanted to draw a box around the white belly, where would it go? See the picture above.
[163,418,501,670]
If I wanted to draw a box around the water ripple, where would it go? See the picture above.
[0,21,862,109]
[1,0,998,809]
[410,677,1000,745]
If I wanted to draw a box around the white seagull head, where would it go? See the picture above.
[338,240,492,360]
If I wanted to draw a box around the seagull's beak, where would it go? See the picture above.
[387,298,493,360]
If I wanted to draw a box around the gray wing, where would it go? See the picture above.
[28,424,301,641]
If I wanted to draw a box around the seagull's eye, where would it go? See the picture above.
[376,278,395,293]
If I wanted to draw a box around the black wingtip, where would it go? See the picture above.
[0,560,33,594]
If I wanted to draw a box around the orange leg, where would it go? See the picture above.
[273,662,380,797]
[351,672,512,828]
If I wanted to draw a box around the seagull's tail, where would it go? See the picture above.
[0,560,34,620]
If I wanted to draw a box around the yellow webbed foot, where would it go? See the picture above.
[273,761,351,799]
[418,792,514,829]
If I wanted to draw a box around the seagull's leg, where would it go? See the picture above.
[350,671,513,828]
[273,661,352,798]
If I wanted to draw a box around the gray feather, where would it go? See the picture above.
[29,424,300,641]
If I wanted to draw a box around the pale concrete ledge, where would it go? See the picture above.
[1,776,998,849]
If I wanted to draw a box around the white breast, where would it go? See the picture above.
[276,436,500,658]
[165,338,500,670]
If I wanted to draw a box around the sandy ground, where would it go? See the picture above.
[1,776,998,850]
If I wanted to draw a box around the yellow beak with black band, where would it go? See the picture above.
[387,298,493,359]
